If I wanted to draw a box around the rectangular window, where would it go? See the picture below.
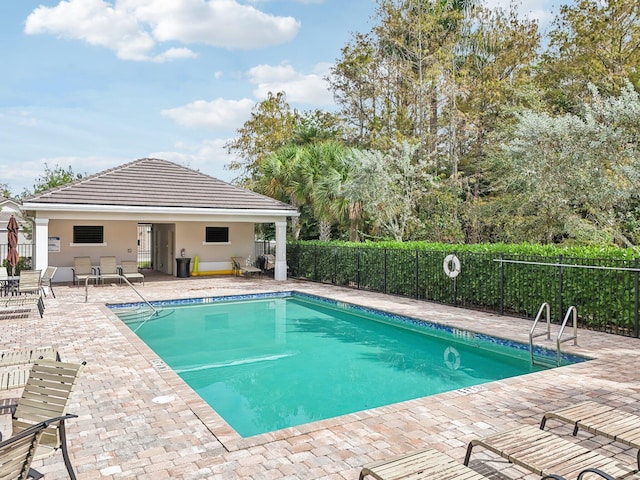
[73,225,104,244]
[205,226,229,243]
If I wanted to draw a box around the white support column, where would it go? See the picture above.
[274,220,287,281]
[34,217,49,272]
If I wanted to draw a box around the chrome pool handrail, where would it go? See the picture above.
[84,274,157,315]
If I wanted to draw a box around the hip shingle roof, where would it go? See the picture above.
[23,158,295,212]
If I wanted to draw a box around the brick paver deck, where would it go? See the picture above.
[2,274,639,479]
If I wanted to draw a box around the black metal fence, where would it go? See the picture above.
[287,244,640,338]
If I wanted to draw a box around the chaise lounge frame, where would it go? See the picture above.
[0,414,77,480]
[541,401,640,469]
[0,347,60,390]
[0,359,86,480]
[464,424,640,479]
[360,447,488,480]
[231,256,262,278]
[0,296,45,319]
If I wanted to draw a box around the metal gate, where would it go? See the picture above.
[137,224,152,268]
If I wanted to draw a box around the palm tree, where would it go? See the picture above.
[259,140,360,242]
[315,147,362,242]
[301,141,358,241]
[257,145,307,240]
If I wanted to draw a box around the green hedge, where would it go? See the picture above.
[288,241,640,337]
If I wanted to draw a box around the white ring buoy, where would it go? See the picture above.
[444,346,461,370]
[443,254,461,278]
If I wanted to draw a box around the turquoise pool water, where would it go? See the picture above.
[111,292,585,438]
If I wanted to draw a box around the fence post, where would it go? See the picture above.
[558,255,564,322]
[333,247,337,284]
[314,244,318,282]
[453,251,458,307]
[382,248,387,293]
[635,258,639,338]
[415,250,419,299]
[500,253,505,315]
[357,248,361,289]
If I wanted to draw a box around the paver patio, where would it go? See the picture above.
[1,274,639,479]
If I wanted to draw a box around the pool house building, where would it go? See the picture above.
[20,158,299,282]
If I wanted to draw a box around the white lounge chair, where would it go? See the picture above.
[40,266,58,298]
[120,260,144,285]
[72,257,94,286]
[465,424,640,479]
[231,256,262,278]
[98,256,121,284]
[0,359,86,480]
[541,401,640,469]
[17,270,42,296]
[360,447,488,480]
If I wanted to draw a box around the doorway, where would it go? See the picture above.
[137,223,175,275]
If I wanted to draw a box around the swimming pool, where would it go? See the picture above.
[110,291,586,438]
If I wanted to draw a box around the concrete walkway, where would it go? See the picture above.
[2,274,640,479]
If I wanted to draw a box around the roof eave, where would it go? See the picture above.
[21,202,300,217]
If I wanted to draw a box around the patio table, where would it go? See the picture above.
[0,276,19,296]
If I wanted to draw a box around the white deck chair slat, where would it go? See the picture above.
[0,347,58,367]
[360,447,488,480]
[6,359,85,478]
[542,401,640,462]
[465,424,640,479]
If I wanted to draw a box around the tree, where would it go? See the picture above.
[299,141,354,241]
[539,0,640,113]
[330,0,475,160]
[346,141,437,241]
[23,163,83,197]
[257,141,356,242]
[256,145,307,240]
[0,183,12,199]
[329,32,382,148]
[483,83,640,247]
[291,110,344,146]
[225,92,298,186]
[452,3,541,241]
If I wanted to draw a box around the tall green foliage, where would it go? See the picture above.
[347,141,439,241]
[289,241,640,335]
[0,183,12,199]
[225,92,298,186]
[483,83,640,248]
[257,141,355,241]
[239,0,640,248]
[540,0,640,113]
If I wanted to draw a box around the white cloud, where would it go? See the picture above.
[160,98,255,129]
[161,62,334,134]
[248,62,334,105]
[25,0,300,62]
[130,0,300,49]
[0,111,39,128]
[150,138,236,182]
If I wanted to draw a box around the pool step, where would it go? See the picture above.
[114,307,156,323]
[531,352,559,368]
[529,303,578,368]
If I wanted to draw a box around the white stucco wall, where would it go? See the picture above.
[44,219,259,281]
[25,203,295,282]
[175,222,255,273]
[47,219,138,266]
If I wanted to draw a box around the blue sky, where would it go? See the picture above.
[0,0,556,196]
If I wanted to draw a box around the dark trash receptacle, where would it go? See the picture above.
[176,257,191,278]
